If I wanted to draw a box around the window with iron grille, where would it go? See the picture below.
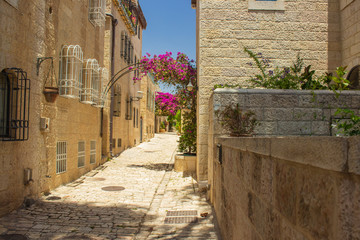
[90,140,96,164]
[88,0,106,27]
[0,68,30,141]
[117,138,121,147]
[94,67,108,108]
[113,85,121,117]
[78,141,85,168]
[59,45,83,99]
[56,141,67,174]
[82,59,100,105]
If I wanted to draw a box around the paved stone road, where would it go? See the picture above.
[0,133,220,240]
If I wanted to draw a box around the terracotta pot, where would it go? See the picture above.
[43,87,59,103]
[160,129,166,133]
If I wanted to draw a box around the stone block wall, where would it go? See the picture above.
[195,0,342,181]
[0,0,48,217]
[340,0,360,69]
[211,136,360,240]
[211,89,360,136]
[207,88,360,209]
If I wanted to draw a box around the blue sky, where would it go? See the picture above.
[140,0,196,93]
[140,0,196,62]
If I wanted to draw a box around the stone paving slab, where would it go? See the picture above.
[0,134,220,240]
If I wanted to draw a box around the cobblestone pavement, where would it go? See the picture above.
[0,133,220,240]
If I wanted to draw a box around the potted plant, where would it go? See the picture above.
[216,104,259,137]
[42,58,59,103]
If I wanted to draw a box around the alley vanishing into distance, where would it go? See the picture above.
[0,133,219,240]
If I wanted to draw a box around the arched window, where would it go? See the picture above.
[59,45,83,99]
[82,59,100,104]
[0,68,30,141]
[96,67,109,107]
[347,65,360,90]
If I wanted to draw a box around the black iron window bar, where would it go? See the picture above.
[0,68,30,141]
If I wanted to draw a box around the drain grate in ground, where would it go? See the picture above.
[101,186,125,191]
[166,210,197,216]
[164,216,198,224]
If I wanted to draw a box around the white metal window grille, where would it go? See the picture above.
[88,0,106,27]
[56,141,67,174]
[97,68,109,107]
[78,141,85,168]
[82,59,100,104]
[59,45,83,99]
[90,140,96,164]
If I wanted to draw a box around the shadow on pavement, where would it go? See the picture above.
[0,199,155,240]
[127,163,174,172]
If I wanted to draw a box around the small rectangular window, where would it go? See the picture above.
[78,141,85,168]
[90,140,96,164]
[56,141,67,174]
[117,138,121,147]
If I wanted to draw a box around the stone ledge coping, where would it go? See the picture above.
[215,136,360,175]
[213,88,360,96]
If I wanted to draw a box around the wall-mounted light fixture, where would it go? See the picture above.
[186,77,197,91]
[130,91,144,102]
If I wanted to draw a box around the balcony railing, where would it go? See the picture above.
[113,0,137,35]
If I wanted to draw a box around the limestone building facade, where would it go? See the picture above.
[192,0,360,180]
[0,0,148,217]
[140,73,159,142]
[104,0,147,155]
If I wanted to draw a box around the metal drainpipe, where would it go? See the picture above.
[106,13,118,156]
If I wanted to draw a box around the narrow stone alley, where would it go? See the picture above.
[0,133,219,240]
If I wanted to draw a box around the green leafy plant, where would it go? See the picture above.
[334,108,360,136]
[160,121,165,129]
[175,110,181,133]
[178,109,196,153]
[244,47,349,91]
[215,104,259,136]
